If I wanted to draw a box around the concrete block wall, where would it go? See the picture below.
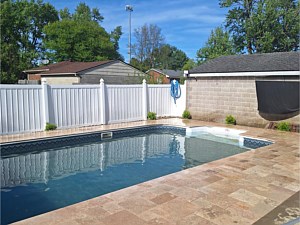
[186,77,299,127]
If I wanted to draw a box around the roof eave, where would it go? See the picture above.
[23,69,50,73]
[40,73,77,76]
[146,68,164,75]
[187,71,300,77]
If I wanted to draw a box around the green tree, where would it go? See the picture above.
[220,0,299,53]
[43,20,118,62]
[0,0,58,83]
[153,44,188,70]
[250,0,299,52]
[130,58,144,71]
[182,59,197,70]
[59,7,71,20]
[196,27,237,64]
[92,8,104,22]
[110,26,124,60]
[59,3,103,22]
[44,3,122,62]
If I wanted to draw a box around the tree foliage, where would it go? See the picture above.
[110,26,123,57]
[0,0,58,83]
[196,27,237,64]
[220,0,300,53]
[153,44,188,70]
[132,24,165,69]
[73,3,103,23]
[182,59,197,70]
[131,24,189,71]
[43,3,123,62]
[59,7,71,20]
[130,58,149,72]
[251,0,299,52]
[43,20,118,62]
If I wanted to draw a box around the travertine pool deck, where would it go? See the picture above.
[2,119,299,225]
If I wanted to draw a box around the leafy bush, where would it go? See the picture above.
[276,121,291,131]
[147,112,156,120]
[182,110,192,119]
[45,123,57,131]
[225,115,236,125]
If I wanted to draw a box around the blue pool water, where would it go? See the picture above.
[1,127,267,224]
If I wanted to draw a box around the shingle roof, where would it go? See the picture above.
[25,60,114,74]
[190,52,300,74]
[149,69,183,78]
[162,69,183,78]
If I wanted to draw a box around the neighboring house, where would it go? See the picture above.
[24,60,146,85]
[146,68,183,84]
[185,51,300,127]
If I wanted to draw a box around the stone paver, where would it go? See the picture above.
[3,118,299,225]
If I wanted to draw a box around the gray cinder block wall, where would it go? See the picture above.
[186,77,299,127]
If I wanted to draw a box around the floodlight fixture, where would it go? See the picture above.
[125,5,133,11]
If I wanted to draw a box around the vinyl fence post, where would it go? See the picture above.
[142,79,148,120]
[100,78,107,125]
[41,78,50,129]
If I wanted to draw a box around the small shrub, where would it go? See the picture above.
[45,123,57,131]
[225,115,236,125]
[182,110,192,119]
[147,112,156,120]
[276,121,291,132]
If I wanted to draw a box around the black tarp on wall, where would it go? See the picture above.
[255,81,300,121]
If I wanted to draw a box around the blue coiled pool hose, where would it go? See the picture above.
[170,79,181,104]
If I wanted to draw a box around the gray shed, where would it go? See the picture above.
[25,60,146,85]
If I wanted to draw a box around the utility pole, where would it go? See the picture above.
[125,5,133,63]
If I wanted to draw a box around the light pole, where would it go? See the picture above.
[125,5,133,63]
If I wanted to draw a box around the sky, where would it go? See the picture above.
[45,0,228,62]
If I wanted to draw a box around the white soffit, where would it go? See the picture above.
[188,71,300,77]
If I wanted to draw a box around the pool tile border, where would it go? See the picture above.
[0,125,186,156]
[1,125,271,157]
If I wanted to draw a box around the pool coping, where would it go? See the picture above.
[0,124,184,145]
[5,119,300,225]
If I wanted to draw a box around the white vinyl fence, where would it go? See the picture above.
[0,79,186,135]
[106,85,144,123]
[49,85,101,128]
[0,85,44,134]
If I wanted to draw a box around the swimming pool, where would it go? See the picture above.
[0,125,272,224]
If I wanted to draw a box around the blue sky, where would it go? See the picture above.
[45,0,228,62]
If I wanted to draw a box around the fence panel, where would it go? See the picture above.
[148,85,173,117]
[106,85,143,123]
[49,85,100,128]
[0,85,44,134]
[1,82,186,135]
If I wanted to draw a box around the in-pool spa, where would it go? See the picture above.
[0,125,272,224]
